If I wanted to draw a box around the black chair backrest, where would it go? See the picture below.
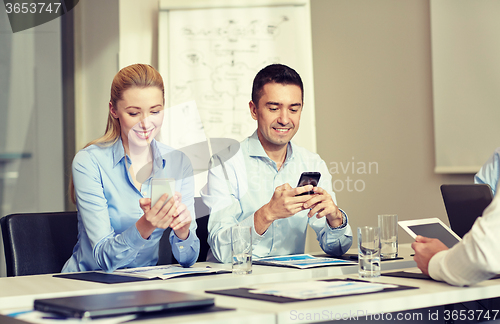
[196,214,210,262]
[157,197,210,265]
[440,184,493,238]
[194,197,210,262]
[0,211,78,277]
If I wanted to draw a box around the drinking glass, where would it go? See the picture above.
[358,226,381,278]
[378,214,398,259]
[231,225,252,274]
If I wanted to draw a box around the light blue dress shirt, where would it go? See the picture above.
[201,131,353,263]
[475,147,500,196]
[62,138,200,273]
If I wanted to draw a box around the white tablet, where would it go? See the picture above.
[398,218,462,248]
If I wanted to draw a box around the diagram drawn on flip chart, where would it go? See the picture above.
[159,4,316,151]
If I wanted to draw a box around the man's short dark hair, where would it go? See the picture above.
[251,64,304,106]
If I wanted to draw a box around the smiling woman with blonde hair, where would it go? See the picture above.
[63,64,200,273]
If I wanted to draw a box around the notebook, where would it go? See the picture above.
[440,184,493,238]
[34,289,214,318]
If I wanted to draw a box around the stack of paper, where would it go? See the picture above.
[250,281,397,299]
[114,265,226,280]
[253,254,356,269]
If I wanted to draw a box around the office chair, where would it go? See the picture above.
[157,197,210,265]
[0,211,78,277]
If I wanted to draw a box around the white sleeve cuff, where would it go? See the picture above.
[428,249,448,282]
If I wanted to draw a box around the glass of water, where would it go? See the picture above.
[378,214,398,259]
[231,225,252,275]
[357,226,381,278]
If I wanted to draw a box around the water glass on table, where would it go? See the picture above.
[357,226,381,278]
[231,225,252,275]
[378,214,398,259]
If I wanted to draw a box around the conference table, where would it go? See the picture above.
[1,245,499,324]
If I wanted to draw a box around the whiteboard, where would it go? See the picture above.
[431,0,500,173]
[158,1,316,153]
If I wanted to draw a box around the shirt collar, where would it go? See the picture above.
[112,137,127,167]
[248,130,268,158]
[150,139,165,172]
[248,130,295,164]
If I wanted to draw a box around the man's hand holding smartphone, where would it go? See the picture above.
[303,186,343,227]
[253,183,315,235]
[295,172,343,227]
[295,172,321,196]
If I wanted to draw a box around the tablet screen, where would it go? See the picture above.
[407,223,460,248]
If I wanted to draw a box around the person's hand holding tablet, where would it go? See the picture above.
[411,236,449,275]
[400,218,460,276]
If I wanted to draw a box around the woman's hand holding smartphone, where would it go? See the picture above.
[136,178,191,240]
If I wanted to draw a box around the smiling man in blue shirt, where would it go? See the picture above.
[201,64,352,263]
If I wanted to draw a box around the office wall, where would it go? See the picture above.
[74,0,119,151]
[309,0,473,249]
[74,0,157,150]
[119,0,158,69]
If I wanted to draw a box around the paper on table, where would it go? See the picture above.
[253,254,356,269]
[114,265,222,280]
[250,281,397,300]
[402,268,424,274]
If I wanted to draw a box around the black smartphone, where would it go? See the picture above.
[296,172,321,196]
